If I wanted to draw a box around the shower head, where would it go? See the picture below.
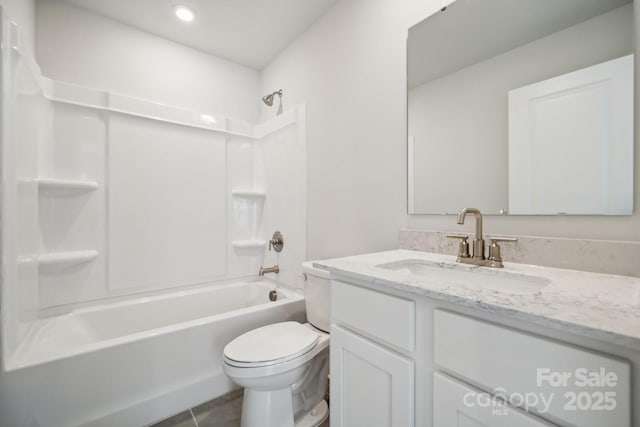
[262,89,283,107]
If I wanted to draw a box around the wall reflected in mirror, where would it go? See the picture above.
[407,0,634,215]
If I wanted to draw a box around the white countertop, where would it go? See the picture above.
[314,249,640,350]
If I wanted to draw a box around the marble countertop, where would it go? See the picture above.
[314,249,640,350]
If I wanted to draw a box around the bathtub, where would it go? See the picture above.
[0,280,306,427]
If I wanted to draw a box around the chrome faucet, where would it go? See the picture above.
[448,208,517,268]
[259,265,280,276]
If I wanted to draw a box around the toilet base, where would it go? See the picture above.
[295,400,328,427]
[240,390,328,427]
[241,387,294,427]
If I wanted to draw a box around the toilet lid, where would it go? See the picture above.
[224,321,319,366]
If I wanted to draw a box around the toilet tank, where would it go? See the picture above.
[302,262,331,333]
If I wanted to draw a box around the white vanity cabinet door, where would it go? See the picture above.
[330,325,414,427]
[434,373,554,427]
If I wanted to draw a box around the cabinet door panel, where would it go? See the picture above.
[331,325,414,427]
[434,373,554,427]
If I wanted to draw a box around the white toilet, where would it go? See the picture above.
[223,262,331,427]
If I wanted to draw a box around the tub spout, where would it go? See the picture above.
[259,265,279,276]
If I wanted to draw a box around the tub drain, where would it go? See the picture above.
[269,290,278,301]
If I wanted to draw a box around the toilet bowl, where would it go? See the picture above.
[222,262,331,427]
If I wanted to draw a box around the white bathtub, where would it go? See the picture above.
[0,280,306,427]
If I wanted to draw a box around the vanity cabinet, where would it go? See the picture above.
[330,280,416,427]
[329,278,634,427]
[330,325,414,427]
[434,310,631,427]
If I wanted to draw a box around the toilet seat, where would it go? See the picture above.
[224,321,320,368]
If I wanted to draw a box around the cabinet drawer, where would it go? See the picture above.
[434,310,630,427]
[332,281,415,352]
[434,372,553,426]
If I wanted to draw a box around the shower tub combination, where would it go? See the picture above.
[0,11,308,427]
[0,280,305,427]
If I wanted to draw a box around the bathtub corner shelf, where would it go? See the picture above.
[36,250,99,272]
[231,190,266,201]
[231,240,267,255]
[37,178,99,197]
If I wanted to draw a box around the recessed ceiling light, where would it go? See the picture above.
[174,5,195,22]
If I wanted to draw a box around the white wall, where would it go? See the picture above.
[260,0,441,260]
[35,0,260,122]
[261,0,640,262]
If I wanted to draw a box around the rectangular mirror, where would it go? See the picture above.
[407,0,634,215]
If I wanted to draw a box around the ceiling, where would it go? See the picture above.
[47,0,339,69]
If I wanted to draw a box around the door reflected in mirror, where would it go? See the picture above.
[407,0,634,215]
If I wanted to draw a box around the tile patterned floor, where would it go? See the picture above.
[151,389,329,427]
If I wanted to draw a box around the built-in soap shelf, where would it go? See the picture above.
[36,178,98,197]
[231,189,266,200]
[28,250,99,272]
[231,190,266,256]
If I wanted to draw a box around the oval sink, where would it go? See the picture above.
[376,259,550,295]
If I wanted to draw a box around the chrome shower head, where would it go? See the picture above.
[262,89,283,107]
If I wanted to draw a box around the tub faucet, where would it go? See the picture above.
[259,265,279,276]
[447,207,517,268]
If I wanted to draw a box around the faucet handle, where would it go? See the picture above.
[488,236,517,244]
[447,234,470,259]
[447,234,469,239]
[487,237,517,267]
[268,231,284,252]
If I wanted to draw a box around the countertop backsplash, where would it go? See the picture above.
[399,229,640,278]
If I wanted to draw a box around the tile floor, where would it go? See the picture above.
[150,389,329,427]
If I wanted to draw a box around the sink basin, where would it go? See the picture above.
[376,259,550,295]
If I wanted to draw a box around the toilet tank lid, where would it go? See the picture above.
[302,261,331,279]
